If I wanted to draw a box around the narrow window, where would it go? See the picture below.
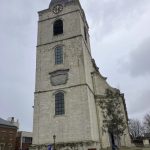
[84,26,87,42]
[55,46,63,64]
[53,19,63,35]
[55,92,65,115]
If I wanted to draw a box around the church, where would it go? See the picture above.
[31,0,131,149]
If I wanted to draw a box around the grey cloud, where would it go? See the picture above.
[121,37,150,77]
[82,0,150,39]
[0,0,50,131]
[128,89,150,115]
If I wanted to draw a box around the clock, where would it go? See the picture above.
[53,4,63,14]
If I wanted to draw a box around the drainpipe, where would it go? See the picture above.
[20,132,23,150]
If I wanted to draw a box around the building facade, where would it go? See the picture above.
[31,0,131,149]
[0,117,18,150]
[143,133,150,147]
[15,131,32,150]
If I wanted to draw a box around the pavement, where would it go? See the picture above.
[119,147,150,150]
[102,147,150,150]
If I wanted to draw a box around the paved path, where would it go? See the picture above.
[120,147,150,150]
[103,147,150,150]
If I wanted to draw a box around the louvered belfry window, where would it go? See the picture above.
[53,19,63,35]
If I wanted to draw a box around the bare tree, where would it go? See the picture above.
[143,113,150,133]
[128,119,144,139]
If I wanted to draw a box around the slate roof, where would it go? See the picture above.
[0,117,17,128]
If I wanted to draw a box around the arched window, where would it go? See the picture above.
[55,92,65,115]
[53,19,63,35]
[55,46,63,64]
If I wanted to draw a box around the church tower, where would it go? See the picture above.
[31,0,131,149]
[32,0,100,149]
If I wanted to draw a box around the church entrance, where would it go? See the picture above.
[109,133,119,150]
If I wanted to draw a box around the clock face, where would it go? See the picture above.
[53,4,63,14]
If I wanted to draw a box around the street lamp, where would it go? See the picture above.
[53,135,56,150]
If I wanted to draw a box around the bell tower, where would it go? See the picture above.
[31,0,132,149]
[32,0,100,149]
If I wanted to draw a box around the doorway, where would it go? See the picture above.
[109,133,119,150]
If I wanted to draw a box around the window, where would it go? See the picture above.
[22,137,32,143]
[55,46,63,64]
[55,92,65,115]
[84,26,87,42]
[1,131,6,140]
[53,19,63,35]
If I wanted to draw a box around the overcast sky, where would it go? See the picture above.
[0,0,150,131]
